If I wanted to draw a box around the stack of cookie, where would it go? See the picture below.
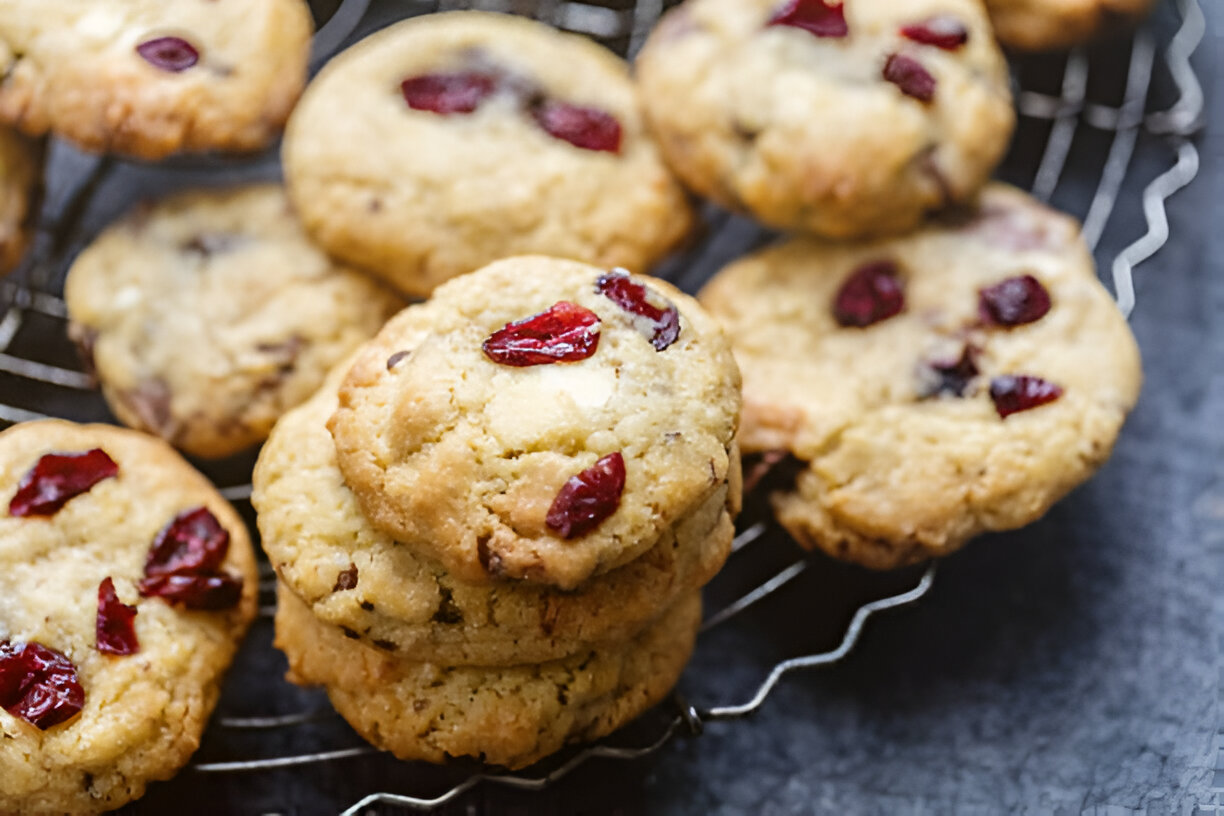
[253,256,743,768]
[634,0,1144,569]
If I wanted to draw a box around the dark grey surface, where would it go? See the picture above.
[10,2,1216,814]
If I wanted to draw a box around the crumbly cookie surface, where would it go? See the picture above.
[985,0,1157,51]
[64,184,403,460]
[699,184,1142,569]
[329,256,742,589]
[0,421,257,816]
[0,126,37,274]
[0,0,312,159]
[635,0,1014,239]
[276,582,700,770]
[283,11,693,297]
[254,363,736,664]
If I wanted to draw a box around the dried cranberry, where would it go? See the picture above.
[833,260,905,327]
[401,72,497,115]
[767,0,848,38]
[989,375,1064,418]
[144,506,230,577]
[883,53,936,102]
[0,640,84,730]
[136,37,199,72]
[546,452,626,539]
[137,573,244,611]
[920,346,979,398]
[596,270,680,351]
[532,101,622,153]
[138,506,243,611]
[900,16,969,49]
[96,578,139,657]
[482,302,601,367]
[979,275,1052,327]
[9,449,119,518]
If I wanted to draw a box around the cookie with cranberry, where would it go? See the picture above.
[328,256,742,590]
[985,0,1157,51]
[698,184,1142,569]
[64,184,403,460]
[276,581,700,769]
[282,12,693,297]
[0,0,312,159]
[635,0,1014,239]
[0,420,257,815]
[254,358,735,665]
[0,126,38,274]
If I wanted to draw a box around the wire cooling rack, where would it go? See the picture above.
[0,0,1207,812]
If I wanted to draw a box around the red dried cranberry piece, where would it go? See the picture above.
[482,302,601,367]
[144,506,230,577]
[979,275,1052,327]
[531,101,622,153]
[401,72,498,115]
[833,260,905,327]
[546,452,626,539]
[136,36,199,72]
[921,346,980,398]
[9,449,119,518]
[96,578,139,657]
[989,375,1064,418]
[138,506,243,611]
[901,16,969,49]
[883,53,936,102]
[595,270,681,351]
[137,573,244,610]
[0,640,84,730]
[767,0,848,38]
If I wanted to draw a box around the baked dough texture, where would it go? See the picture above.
[985,0,1158,51]
[254,363,735,665]
[699,184,1142,569]
[64,184,403,460]
[0,420,257,815]
[329,256,742,589]
[0,0,312,158]
[283,11,693,297]
[635,0,1014,239]
[275,582,701,770]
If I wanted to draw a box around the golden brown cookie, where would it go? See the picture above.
[636,0,1014,239]
[254,360,736,664]
[0,420,257,815]
[0,0,312,159]
[276,582,701,770]
[283,12,693,297]
[985,0,1158,51]
[699,185,1142,569]
[329,256,742,590]
[64,184,403,460]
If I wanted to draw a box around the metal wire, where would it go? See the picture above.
[0,0,1206,812]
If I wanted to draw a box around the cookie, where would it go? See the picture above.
[0,0,312,159]
[329,256,742,590]
[282,11,693,297]
[275,581,700,770]
[254,358,736,665]
[699,184,1142,569]
[64,184,403,460]
[0,420,257,815]
[0,126,38,274]
[985,0,1157,51]
[635,0,1015,239]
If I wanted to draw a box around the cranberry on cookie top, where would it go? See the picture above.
[328,256,741,590]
